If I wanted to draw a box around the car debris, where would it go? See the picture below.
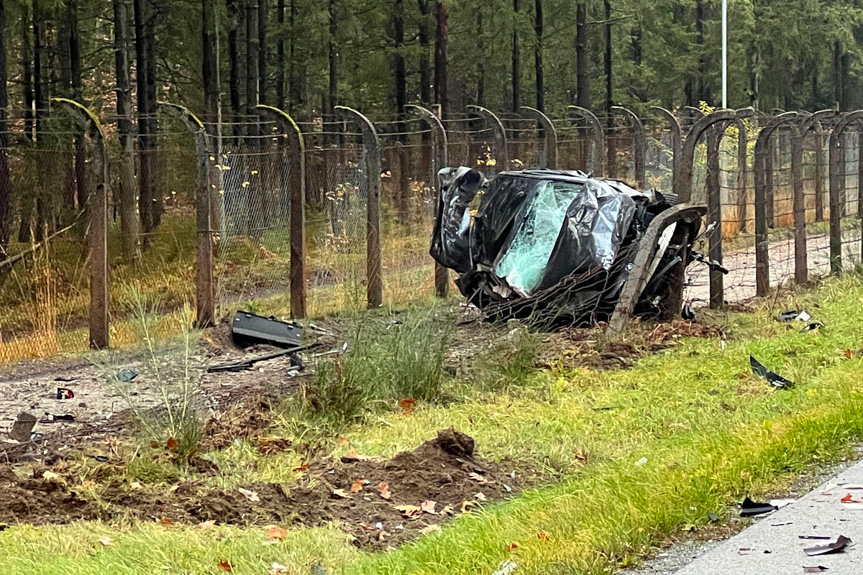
[430,168,707,328]
[56,387,74,400]
[803,567,829,573]
[231,311,303,348]
[114,368,139,383]
[750,356,795,389]
[207,347,311,373]
[40,413,75,423]
[800,323,823,333]
[9,412,37,442]
[740,497,778,517]
[778,310,811,323]
[803,535,851,556]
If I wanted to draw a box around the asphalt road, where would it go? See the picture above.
[673,459,863,575]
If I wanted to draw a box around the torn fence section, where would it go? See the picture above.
[431,168,707,328]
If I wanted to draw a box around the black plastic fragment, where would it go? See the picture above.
[115,368,139,383]
[750,356,795,389]
[682,304,696,322]
[207,345,314,373]
[232,311,303,349]
[804,535,851,556]
[56,387,74,400]
[803,567,829,573]
[740,496,778,517]
[800,323,823,333]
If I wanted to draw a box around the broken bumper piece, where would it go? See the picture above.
[430,168,707,328]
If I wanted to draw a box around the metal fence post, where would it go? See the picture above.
[611,106,646,189]
[520,106,558,169]
[336,106,383,308]
[754,112,798,296]
[568,105,606,177]
[792,110,834,285]
[159,103,216,327]
[734,119,749,234]
[256,105,307,318]
[815,122,827,222]
[674,109,736,203]
[408,104,449,298]
[829,111,863,275]
[52,98,109,349]
[466,105,508,175]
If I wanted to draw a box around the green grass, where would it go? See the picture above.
[3,276,863,574]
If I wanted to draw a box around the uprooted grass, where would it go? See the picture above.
[3,276,863,574]
[288,306,456,432]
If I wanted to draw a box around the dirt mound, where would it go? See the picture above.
[271,429,516,548]
[0,465,105,527]
[103,430,515,549]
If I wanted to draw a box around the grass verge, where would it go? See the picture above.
[2,276,863,574]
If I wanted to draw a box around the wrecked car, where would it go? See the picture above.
[430,168,709,328]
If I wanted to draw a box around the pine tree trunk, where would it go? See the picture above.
[392,0,409,222]
[328,0,338,118]
[0,0,11,256]
[134,0,155,239]
[418,0,431,105]
[203,0,219,120]
[258,0,268,105]
[114,0,140,261]
[289,0,302,111]
[512,0,521,112]
[227,0,243,142]
[695,0,707,103]
[604,0,614,178]
[476,7,484,106]
[69,0,87,210]
[575,1,589,108]
[434,0,448,117]
[534,0,544,111]
[21,9,34,142]
[247,0,260,111]
[276,0,285,109]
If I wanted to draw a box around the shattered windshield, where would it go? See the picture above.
[494,181,582,296]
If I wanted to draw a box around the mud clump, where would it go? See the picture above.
[434,428,475,457]
[0,465,105,526]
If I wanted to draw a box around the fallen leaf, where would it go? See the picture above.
[271,562,288,574]
[841,494,862,503]
[475,492,488,502]
[461,500,478,513]
[195,520,216,530]
[846,349,853,359]
[238,487,260,502]
[160,518,173,526]
[377,482,391,500]
[332,488,350,499]
[166,437,179,451]
[505,543,519,553]
[129,481,143,490]
[469,472,488,484]
[218,559,233,572]
[265,526,287,541]
[573,448,587,463]
[99,536,114,547]
[42,471,61,481]
[292,463,310,473]
[398,398,416,414]
[395,504,423,518]
[351,480,365,493]
[347,449,369,461]
[377,530,389,542]
[440,505,455,516]
[150,440,160,449]
[537,531,551,541]
[421,500,437,514]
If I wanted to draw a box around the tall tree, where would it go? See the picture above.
[512,0,521,112]
[434,0,448,117]
[134,0,159,239]
[328,0,338,116]
[247,0,260,112]
[258,0,268,105]
[114,0,140,261]
[0,0,11,257]
[21,7,33,142]
[226,0,243,140]
[202,0,219,120]
[418,0,432,105]
[575,1,589,108]
[534,0,544,111]
[604,0,612,113]
[276,0,285,109]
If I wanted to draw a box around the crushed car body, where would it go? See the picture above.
[430,168,708,328]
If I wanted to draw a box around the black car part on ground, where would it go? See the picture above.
[431,168,706,328]
[231,311,304,349]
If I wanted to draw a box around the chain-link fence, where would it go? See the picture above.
[4,104,863,366]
